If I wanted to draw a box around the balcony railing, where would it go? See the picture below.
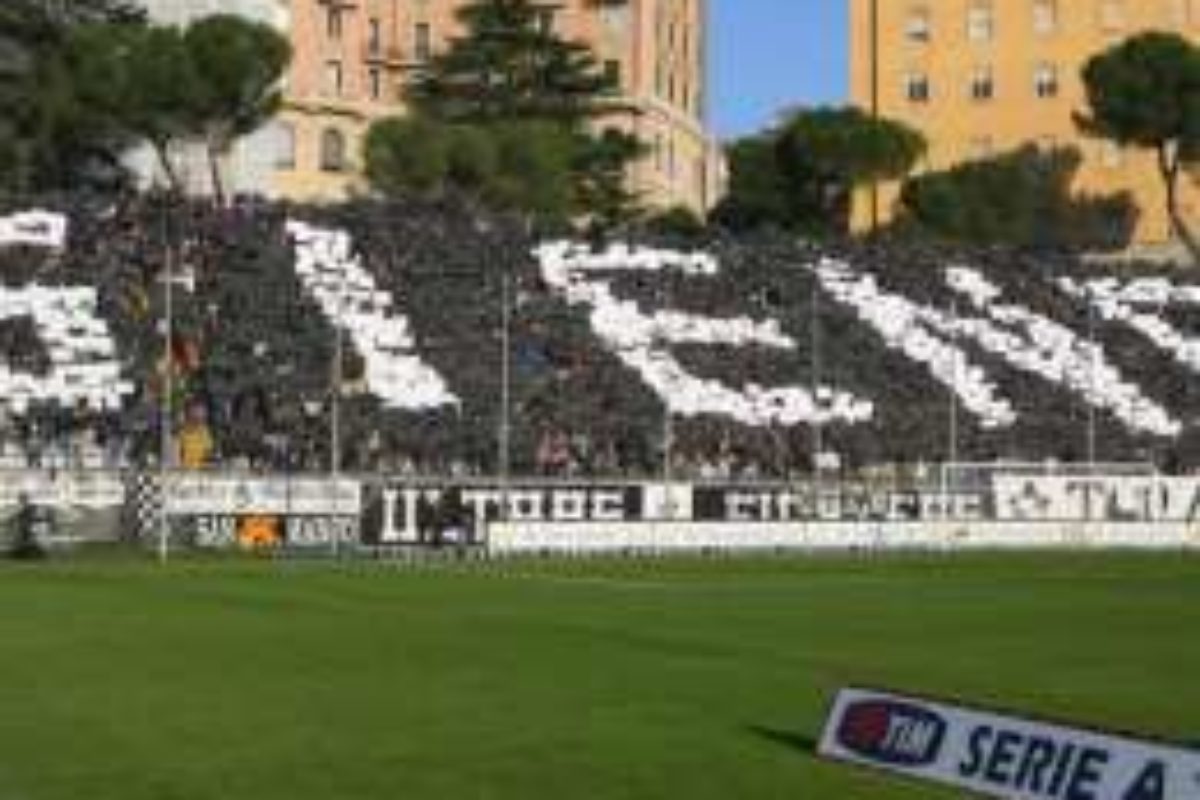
[364,43,406,65]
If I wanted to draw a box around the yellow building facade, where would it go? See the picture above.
[273,0,724,212]
[849,0,1200,245]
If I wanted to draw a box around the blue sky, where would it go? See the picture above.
[710,1,848,140]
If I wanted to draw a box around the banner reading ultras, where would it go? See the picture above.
[818,687,1200,800]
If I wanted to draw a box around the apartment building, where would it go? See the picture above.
[849,0,1200,244]
[138,0,723,212]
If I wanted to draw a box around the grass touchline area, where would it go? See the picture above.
[0,552,1195,799]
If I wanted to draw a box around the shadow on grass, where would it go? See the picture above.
[747,725,821,759]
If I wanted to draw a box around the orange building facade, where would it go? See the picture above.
[849,0,1200,245]
[273,0,724,212]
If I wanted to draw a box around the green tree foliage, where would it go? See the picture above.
[775,106,926,233]
[486,120,576,219]
[364,116,578,222]
[1078,32,1200,260]
[708,135,793,232]
[183,15,291,205]
[571,128,644,228]
[394,0,638,224]
[1,8,288,199]
[643,205,707,240]
[712,107,925,235]
[0,0,144,192]
[409,0,613,125]
[899,144,1138,251]
[67,24,196,192]
[364,116,452,195]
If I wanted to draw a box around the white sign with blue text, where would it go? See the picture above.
[818,687,1200,799]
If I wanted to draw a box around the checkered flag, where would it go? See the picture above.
[124,471,164,542]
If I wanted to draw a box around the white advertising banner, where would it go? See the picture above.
[0,471,124,509]
[819,687,1200,800]
[994,475,1200,522]
[486,521,1200,554]
[165,475,361,516]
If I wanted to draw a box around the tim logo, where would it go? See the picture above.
[836,700,947,767]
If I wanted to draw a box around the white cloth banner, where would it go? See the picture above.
[0,210,67,249]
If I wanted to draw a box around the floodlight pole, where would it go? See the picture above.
[661,271,674,504]
[158,197,174,565]
[943,299,960,519]
[499,269,512,523]
[331,263,347,559]
[810,274,823,496]
[1086,296,1097,476]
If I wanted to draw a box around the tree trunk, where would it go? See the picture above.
[207,138,226,208]
[1159,143,1200,265]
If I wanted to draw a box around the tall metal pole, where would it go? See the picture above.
[1087,297,1097,475]
[158,198,174,564]
[661,271,673,504]
[943,299,960,517]
[499,270,512,522]
[810,276,823,491]
[330,265,347,558]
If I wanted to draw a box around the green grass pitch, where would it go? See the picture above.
[0,551,1196,799]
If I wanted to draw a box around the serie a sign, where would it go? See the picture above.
[818,687,1200,799]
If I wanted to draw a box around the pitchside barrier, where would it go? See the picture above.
[3,469,1200,554]
[0,470,127,547]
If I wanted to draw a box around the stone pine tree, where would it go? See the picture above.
[775,107,926,234]
[1078,32,1200,262]
[0,0,144,191]
[714,107,925,235]
[183,15,291,206]
[66,23,197,193]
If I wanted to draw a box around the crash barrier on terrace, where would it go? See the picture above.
[4,469,1200,555]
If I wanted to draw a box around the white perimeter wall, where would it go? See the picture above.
[487,521,1200,554]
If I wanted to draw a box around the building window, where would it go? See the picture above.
[1034,62,1059,98]
[906,5,931,42]
[1033,0,1058,34]
[320,129,347,172]
[905,72,931,103]
[967,1,995,41]
[1099,0,1126,31]
[369,67,382,100]
[969,66,994,101]
[414,22,432,62]
[368,18,381,54]
[326,6,343,40]
[323,60,343,97]
[603,59,622,90]
[274,122,295,170]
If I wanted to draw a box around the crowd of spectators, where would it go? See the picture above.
[0,192,1196,478]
